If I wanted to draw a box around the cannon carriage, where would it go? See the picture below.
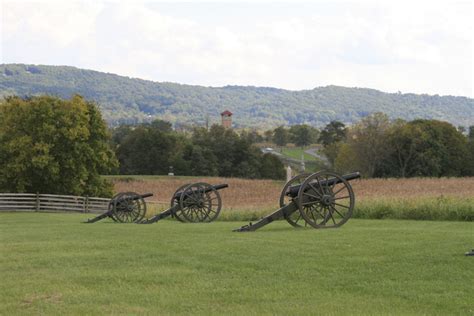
[140,182,228,224]
[234,170,360,232]
[83,192,152,223]
[83,182,228,224]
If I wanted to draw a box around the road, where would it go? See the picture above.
[304,147,328,163]
[261,146,328,164]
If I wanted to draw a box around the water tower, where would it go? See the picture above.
[220,110,233,129]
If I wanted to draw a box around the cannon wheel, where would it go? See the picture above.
[279,173,311,227]
[297,171,354,228]
[170,183,191,222]
[111,192,147,223]
[179,182,222,223]
[107,192,124,222]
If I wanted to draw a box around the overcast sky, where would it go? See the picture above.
[1,0,473,97]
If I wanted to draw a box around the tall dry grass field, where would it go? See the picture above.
[351,177,474,199]
[110,176,474,221]
[112,177,282,215]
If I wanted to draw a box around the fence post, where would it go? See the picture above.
[35,192,40,212]
[85,196,89,213]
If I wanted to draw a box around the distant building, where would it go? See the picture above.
[221,110,233,129]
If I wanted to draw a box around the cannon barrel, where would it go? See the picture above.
[114,192,153,202]
[286,172,360,198]
[172,183,228,200]
[139,192,154,199]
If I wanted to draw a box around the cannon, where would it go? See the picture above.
[84,192,153,223]
[139,182,228,224]
[233,170,360,232]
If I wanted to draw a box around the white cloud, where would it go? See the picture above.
[1,0,472,97]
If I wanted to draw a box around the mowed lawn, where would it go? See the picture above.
[280,147,316,161]
[0,213,473,315]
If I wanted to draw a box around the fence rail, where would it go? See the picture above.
[0,193,110,213]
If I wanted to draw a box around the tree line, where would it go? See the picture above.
[0,95,285,196]
[1,95,472,197]
[112,121,285,179]
[315,113,474,177]
[112,113,474,178]
[262,117,473,177]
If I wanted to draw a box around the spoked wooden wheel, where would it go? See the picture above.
[170,183,191,222]
[111,192,147,223]
[297,171,355,228]
[179,182,222,223]
[279,173,311,227]
[107,193,121,222]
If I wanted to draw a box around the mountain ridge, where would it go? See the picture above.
[1,63,472,128]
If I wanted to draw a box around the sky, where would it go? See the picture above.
[1,0,473,97]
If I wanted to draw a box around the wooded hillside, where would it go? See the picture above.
[1,63,472,128]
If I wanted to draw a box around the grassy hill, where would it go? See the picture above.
[1,63,473,128]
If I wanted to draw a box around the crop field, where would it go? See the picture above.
[109,176,474,221]
[1,213,473,315]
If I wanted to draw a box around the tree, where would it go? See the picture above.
[404,120,468,177]
[110,124,133,148]
[384,120,424,177]
[466,135,474,176]
[0,95,117,196]
[381,120,469,177]
[334,143,357,174]
[319,121,346,167]
[149,119,173,132]
[273,126,289,147]
[289,124,319,147]
[260,153,285,179]
[263,130,273,143]
[333,116,471,178]
[319,121,346,146]
[240,129,263,144]
[322,142,343,166]
[116,125,189,175]
[189,125,285,179]
[344,113,392,177]
[182,144,218,176]
[207,125,242,177]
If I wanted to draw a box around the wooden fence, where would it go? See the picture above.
[0,193,110,213]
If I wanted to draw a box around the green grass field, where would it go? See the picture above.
[278,147,327,172]
[280,147,317,161]
[1,213,473,315]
